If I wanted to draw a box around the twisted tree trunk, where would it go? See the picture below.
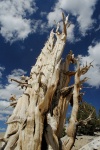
[1,13,92,150]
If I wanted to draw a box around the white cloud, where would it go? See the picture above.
[0,100,13,116]
[0,69,27,115]
[47,0,97,38]
[80,42,100,88]
[33,20,48,34]
[0,113,7,121]
[0,66,5,71]
[40,12,47,17]
[47,9,62,27]
[0,72,2,78]
[67,24,75,42]
[8,69,27,80]
[0,0,38,42]
[0,69,27,100]
[0,85,3,89]
[0,66,5,78]
[0,83,24,100]
[0,127,6,131]
[95,25,100,32]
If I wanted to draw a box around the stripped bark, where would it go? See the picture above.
[1,13,93,150]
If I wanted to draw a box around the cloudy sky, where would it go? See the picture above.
[0,0,100,132]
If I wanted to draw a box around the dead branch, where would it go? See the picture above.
[77,110,94,126]
[79,61,93,76]
[10,78,32,88]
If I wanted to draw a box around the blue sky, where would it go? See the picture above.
[0,0,100,132]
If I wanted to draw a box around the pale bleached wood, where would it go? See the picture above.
[61,62,93,150]
[1,13,93,150]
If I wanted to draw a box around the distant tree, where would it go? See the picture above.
[77,102,97,135]
[98,109,100,118]
[95,109,100,132]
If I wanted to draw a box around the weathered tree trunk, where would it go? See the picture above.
[1,13,92,150]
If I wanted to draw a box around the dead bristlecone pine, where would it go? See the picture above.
[1,13,93,150]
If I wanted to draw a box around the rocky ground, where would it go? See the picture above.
[0,132,100,149]
[72,132,100,150]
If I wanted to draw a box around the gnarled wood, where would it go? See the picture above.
[1,13,93,150]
